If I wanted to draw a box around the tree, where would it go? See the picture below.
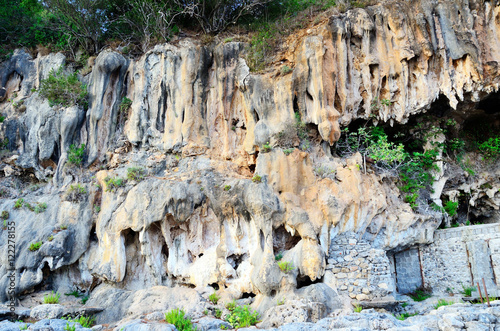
[44,0,111,54]
[177,0,272,34]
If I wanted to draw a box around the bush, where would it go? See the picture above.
[479,136,500,158]
[119,97,132,113]
[409,288,431,302]
[43,291,60,304]
[444,201,458,217]
[225,305,259,328]
[34,202,48,213]
[67,144,85,167]
[277,261,294,273]
[66,183,87,202]
[164,309,195,331]
[224,185,231,191]
[354,304,362,313]
[14,198,24,209]
[252,175,262,183]
[275,252,283,261]
[280,65,292,75]
[395,312,419,320]
[461,285,476,297]
[39,67,88,108]
[262,142,272,152]
[45,291,63,305]
[226,300,237,312]
[64,323,76,331]
[105,176,126,192]
[68,315,95,328]
[29,241,43,251]
[209,291,220,304]
[127,167,145,181]
[1,211,9,220]
[434,299,453,309]
[215,308,222,318]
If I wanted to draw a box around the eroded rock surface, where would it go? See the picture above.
[1,0,500,328]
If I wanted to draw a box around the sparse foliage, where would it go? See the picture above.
[39,67,88,108]
[105,176,126,192]
[29,241,43,251]
[164,308,195,331]
[67,144,86,167]
[127,167,145,181]
[277,260,294,273]
[225,305,259,328]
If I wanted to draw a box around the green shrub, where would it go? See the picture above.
[275,252,283,261]
[215,308,222,318]
[67,144,85,166]
[226,300,237,312]
[209,291,220,304]
[283,148,294,155]
[14,198,24,209]
[66,183,87,202]
[262,141,272,152]
[64,323,76,331]
[277,261,294,273]
[81,296,89,305]
[280,65,292,75]
[39,67,88,108]
[354,304,362,313]
[479,136,500,158]
[444,201,458,217]
[1,210,9,220]
[434,299,453,309]
[127,167,145,181]
[224,185,231,191]
[409,288,431,302]
[105,176,126,192]
[119,97,132,113]
[34,202,48,214]
[68,315,95,328]
[252,175,262,183]
[65,290,83,298]
[461,285,476,297]
[29,241,43,251]
[48,235,54,241]
[225,305,259,328]
[164,308,195,331]
[43,291,60,304]
[395,312,419,320]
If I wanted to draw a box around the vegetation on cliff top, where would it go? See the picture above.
[0,0,375,63]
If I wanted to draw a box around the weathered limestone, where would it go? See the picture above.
[1,0,500,327]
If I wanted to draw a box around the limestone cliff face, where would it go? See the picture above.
[1,0,500,323]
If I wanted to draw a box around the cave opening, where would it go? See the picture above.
[31,263,52,293]
[241,292,256,298]
[227,253,246,270]
[273,225,301,255]
[296,274,323,289]
[89,224,98,243]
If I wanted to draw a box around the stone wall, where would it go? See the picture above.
[420,224,500,296]
[327,232,395,301]
[329,225,500,300]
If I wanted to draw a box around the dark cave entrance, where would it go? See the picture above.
[272,225,301,256]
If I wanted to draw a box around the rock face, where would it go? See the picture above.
[1,0,500,327]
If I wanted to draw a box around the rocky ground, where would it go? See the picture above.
[1,299,499,330]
